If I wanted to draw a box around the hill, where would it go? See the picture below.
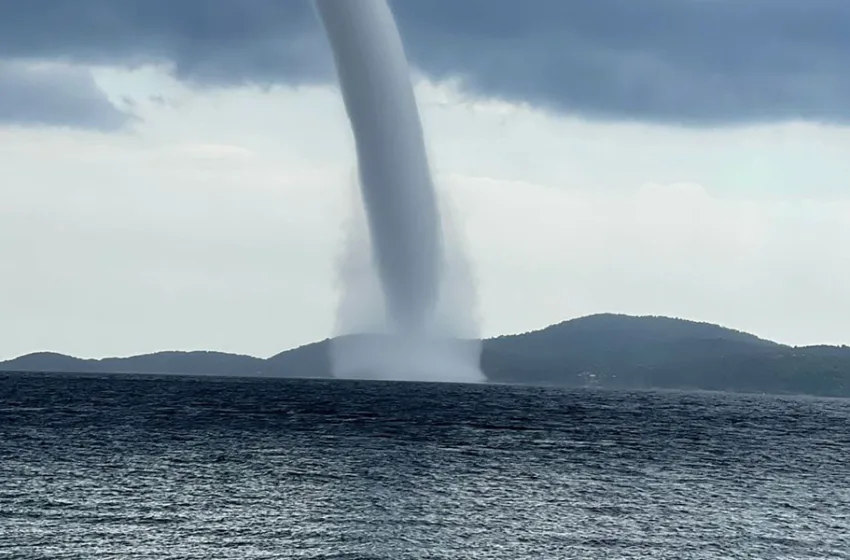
[2,314,849,397]
[1,350,267,377]
[265,339,331,378]
[483,314,849,395]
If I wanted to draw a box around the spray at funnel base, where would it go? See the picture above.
[315,0,483,382]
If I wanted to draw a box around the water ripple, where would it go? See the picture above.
[1,374,849,559]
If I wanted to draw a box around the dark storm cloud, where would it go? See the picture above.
[0,0,325,84]
[0,62,131,130]
[1,0,849,125]
[396,0,850,125]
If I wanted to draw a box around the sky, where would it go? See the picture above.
[1,0,849,360]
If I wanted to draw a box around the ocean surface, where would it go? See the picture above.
[1,373,849,559]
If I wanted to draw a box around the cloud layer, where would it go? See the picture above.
[1,0,849,125]
[0,62,132,130]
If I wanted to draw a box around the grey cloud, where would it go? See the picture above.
[395,0,850,125]
[0,1,326,84]
[0,61,132,130]
[1,0,849,125]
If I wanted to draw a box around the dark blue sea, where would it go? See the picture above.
[1,373,849,559]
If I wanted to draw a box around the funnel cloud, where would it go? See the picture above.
[314,0,483,382]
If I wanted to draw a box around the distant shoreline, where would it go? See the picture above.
[3,314,849,398]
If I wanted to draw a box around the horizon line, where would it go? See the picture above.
[2,312,847,364]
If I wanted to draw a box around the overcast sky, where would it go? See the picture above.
[2,0,849,360]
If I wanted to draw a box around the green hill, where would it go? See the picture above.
[3,314,849,397]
